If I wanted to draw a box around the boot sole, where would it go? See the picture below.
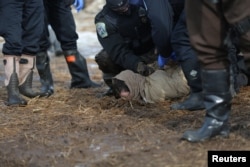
[182,131,229,143]
[4,102,27,107]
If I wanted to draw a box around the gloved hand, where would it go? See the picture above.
[169,52,177,61]
[73,0,84,12]
[157,52,177,68]
[136,62,155,76]
[157,54,168,68]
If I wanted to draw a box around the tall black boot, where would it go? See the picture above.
[171,59,204,110]
[4,56,27,106]
[64,50,100,88]
[36,52,54,96]
[182,69,232,142]
[19,55,43,98]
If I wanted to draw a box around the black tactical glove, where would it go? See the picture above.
[136,62,155,76]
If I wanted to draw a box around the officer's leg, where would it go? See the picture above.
[170,11,204,111]
[95,49,123,97]
[171,58,204,111]
[36,4,54,96]
[18,0,45,98]
[2,1,27,106]
[47,0,100,88]
[182,0,231,142]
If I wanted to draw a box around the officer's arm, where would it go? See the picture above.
[145,0,173,57]
[95,22,140,72]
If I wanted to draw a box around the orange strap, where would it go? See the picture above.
[66,55,76,63]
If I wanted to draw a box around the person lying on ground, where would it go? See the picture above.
[112,65,190,103]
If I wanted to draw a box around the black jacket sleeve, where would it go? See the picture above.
[95,15,140,72]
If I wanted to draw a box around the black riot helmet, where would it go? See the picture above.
[106,0,130,14]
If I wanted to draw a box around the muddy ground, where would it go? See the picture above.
[0,1,250,167]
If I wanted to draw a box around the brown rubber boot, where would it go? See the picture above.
[19,54,42,98]
[3,56,27,106]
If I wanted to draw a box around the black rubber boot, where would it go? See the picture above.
[36,52,54,97]
[171,59,204,110]
[182,69,232,142]
[64,50,100,88]
[4,56,27,106]
[19,55,42,98]
[100,73,116,98]
[171,92,204,110]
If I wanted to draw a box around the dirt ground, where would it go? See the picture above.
[0,1,250,167]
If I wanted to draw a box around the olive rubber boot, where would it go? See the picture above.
[3,56,27,106]
[36,52,54,97]
[171,59,204,110]
[19,55,41,98]
[64,50,100,88]
[182,69,232,142]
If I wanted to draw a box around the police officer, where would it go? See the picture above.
[171,10,248,111]
[128,1,204,110]
[0,0,44,106]
[182,0,250,142]
[95,0,156,96]
[129,0,184,66]
[36,0,99,96]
